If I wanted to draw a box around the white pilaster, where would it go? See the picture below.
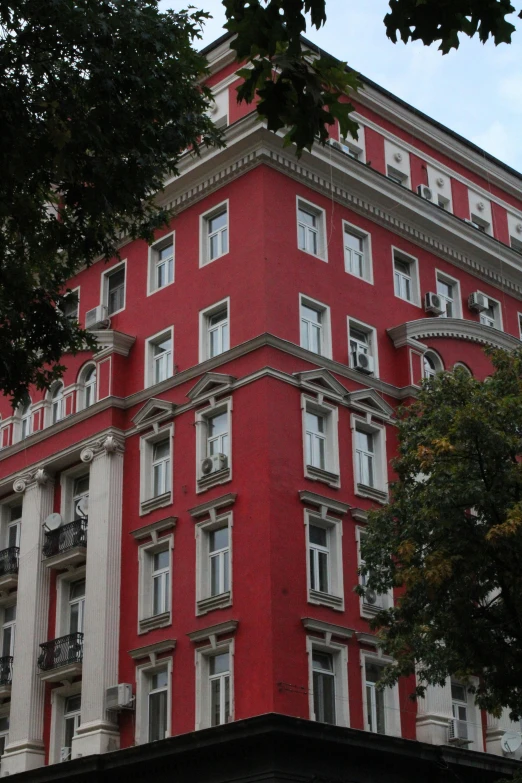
[416,680,453,746]
[2,469,53,776]
[72,434,124,758]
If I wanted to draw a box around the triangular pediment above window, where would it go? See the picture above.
[187,373,236,402]
[348,388,394,419]
[294,369,349,400]
[132,398,176,430]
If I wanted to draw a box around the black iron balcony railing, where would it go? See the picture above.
[42,519,87,559]
[38,633,83,672]
[0,656,13,686]
[0,547,19,576]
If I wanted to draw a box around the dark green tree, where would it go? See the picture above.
[360,351,522,718]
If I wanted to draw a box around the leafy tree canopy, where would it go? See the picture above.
[361,351,522,718]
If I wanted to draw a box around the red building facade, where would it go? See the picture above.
[0,33,521,777]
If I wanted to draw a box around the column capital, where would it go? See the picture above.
[80,432,125,464]
[13,468,53,495]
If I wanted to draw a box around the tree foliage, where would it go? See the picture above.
[361,351,522,718]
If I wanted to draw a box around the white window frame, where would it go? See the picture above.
[302,395,340,487]
[199,298,230,363]
[145,327,174,388]
[55,569,86,638]
[195,511,233,615]
[339,122,365,162]
[296,197,327,261]
[299,294,332,358]
[200,200,229,267]
[1,499,22,551]
[101,260,127,316]
[343,220,373,283]
[195,639,234,730]
[306,636,349,728]
[351,415,388,502]
[392,248,420,306]
[356,526,392,618]
[195,398,232,493]
[135,657,172,745]
[348,317,379,377]
[148,232,175,295]
[77,363,97,411]
[48,382,65,426]
[478,292,503,330]
[423,350,444,380]
[361,651,401,737]
[49,682,82,764]
[14,397,32,442]
[436,270,462,318]
[304,510,344,611]
[62,286,80,323]
[449,677,483,751]
[139,425,173,515]
[137,534,173,634]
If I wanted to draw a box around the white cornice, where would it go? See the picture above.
[92,330,136,358]
[387,318,521,352]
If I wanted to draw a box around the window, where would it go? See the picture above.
[200,299,230,361]
[305,510,344,610]
[451,682,470,743]
[438,195,451,210]
[19,397,31,440]
[479,296,502,329]
[348,319,377,375]
[352,418,387,502]
[296,199,326,260]
[339,124,365,161]
[50,383,65,424]
[436,273,460,318]
[195,638,235,729]
[303,397,339,486]
[423,351,443,380]
[299,296,331,357]
[138,535,173,633]
[62,695,81,761]
[149,235,174,293]
[148,670,168,741]
[79,365,96,409]
[469,214,490,234]
[357,527,391,616]
[365,663,385,734]
[208,652,231,726]
[196,401,232,492]
[344,223,371,281]
[307,636,349,727]
[140,426,173,514]
[72,476,89,521]
[195,512,232,615]
[63,289,79,322]
[6,505,21,550]
[511,236,522,255]
[201,202,228,266]
[387,166,408,186]
[385,142,410,188]
[393,250,419,305]
[146,330,173,387]
[0,716,9,759]
[105,265,126,315]
[1,605,16,659]
[68,580,85,635]
[312,651,336,724]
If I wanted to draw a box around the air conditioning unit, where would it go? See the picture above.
[328,138,343,152]
[85,305,110,330]
[417,184,433,200]
[201,454,228,476]
[468,292,489,313]
[363,588,383,608]
[424,292,445,315]
[448,718,471,746]
[60,746,71,762]
[353,353,375,375]
[106,683,134,711]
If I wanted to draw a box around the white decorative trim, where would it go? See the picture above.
[92,330,135,359]
[298,491,351,517]
[301,617,354,641]
[187,619,238,645]
[131,517,177,541]
[129,639,176,661]
[388,318,520,351]
[189,493,237,520]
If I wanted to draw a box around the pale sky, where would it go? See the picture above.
[161,0,522,174]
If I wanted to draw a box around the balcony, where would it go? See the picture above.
[38,632,83,682]
[0,547,19,594]
[0,656,13,698]
[43,519,87,569]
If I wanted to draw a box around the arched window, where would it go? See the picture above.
[454,362,472,377]
[20,397,32,439]
[80,364,97,409]
[50,382,64,424]
[423,351,444,380]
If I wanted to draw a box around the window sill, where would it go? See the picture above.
[197,591,232,616]
[308,589,344,612]
[356,484,388,504]
[360,600,387,619]
[298,248,327,263]
[305,465,340,488]
[140,492,172,516]
[139,611,171,634]
[197,468,231,493]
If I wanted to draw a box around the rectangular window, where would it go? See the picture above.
[296,199,326,260]
[299,296,331,357]
[436,272,462,318]
[365,663,386,734]
[355,430,374,487]
[62,695,81,761]
[394,258,412,301]
[1,605,16,659]
[357,527,390,615]
[207,411,229,459]
[209,652,231,727]
[479,296,502,330]
[0,716,9,760]
[196,401,232,492]
[387,166,407,186]
[312,651,336,724]
[340,125,365,161]
[6,504,21,550]
[201,202,229,266]
[68,580,85,635]
[152,550,170,616]
[451,682,469,742]
[137,536,173,633]
[152,440,171,498]
[308,524,329,594]
[148,670,168,742]
[305,510,344,610]
[140,426,173,514]
[303,397,339,486]
[352,417,387,502]
[344,226,370,280]
[348,319,377,375]
[195,512,233,614]
[305,412,326,470]
[149,235,174,293]
[196,643,234,729]
[200,299,230,361]
[106,266,125,315]
[63,289,79,322]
